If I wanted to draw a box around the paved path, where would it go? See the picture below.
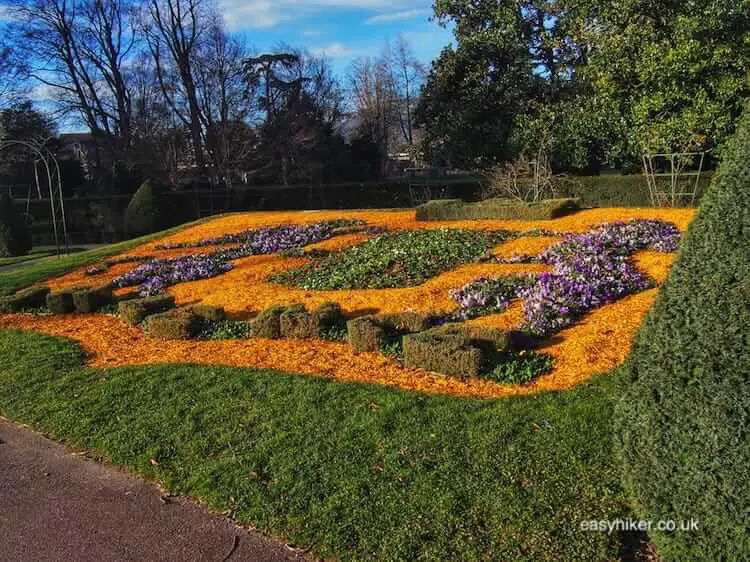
[0,419,304,562]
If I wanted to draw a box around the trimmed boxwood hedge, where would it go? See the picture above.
[415,197,580,221]
[615,108,750,560]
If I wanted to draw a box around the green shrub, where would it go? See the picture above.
[415,197,580,221]
[403,324,511,377]
[347,312,437,353]
[72,285,114,313]
[274,229,508,290]
[0,192,31,258]
[46,290,76,314]
[279,303,345,340]
[144,309,202,340]
[250,305,301,339]
[615,108,750,560]
[124,180,161,237]
[118,294,176,325]
[347,316,387,352]
[0,286,50,313]
[403,330,485,377]
[191,304,226,322]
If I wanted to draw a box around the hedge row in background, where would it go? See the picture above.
[416,197,580,221]
[15,174,710,246]
[615,110,749,560]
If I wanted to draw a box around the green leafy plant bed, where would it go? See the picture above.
[415,198,581,221]
[273,229,509,290]
[0,329,630,560]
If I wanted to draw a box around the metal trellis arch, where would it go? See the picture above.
[0,139,68,254]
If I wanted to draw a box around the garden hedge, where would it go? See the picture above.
[0,286,50,313]
[250,305,293,339]
[615,108,750,560]
[72,285,114,313]
[347,312,437,353]
[403,324,511,377]
[416,197,580,221]
[144,309,202,340]
[119,294,176,325]
[46,290,76,314]
[279,302,345,340]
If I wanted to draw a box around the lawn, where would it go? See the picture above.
[0,328,628,560]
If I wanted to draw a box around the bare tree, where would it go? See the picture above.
[195,20,254,185]
[142,0,212,169]
[383,35,425,149]
[0,45,25,109]
[4,0,136,144]
[348,55,394,176]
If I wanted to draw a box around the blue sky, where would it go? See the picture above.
[217,0,454,75]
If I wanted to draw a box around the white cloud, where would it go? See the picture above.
[365,9,430,24]
[218,0,290,30]
[217,0,431,30]
[311,42,356,59]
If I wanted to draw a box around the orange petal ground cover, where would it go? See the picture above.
[1,207,694,399]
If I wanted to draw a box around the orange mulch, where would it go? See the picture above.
[0,288,653,399]
[491,236,563,258]
[0,207,696,400]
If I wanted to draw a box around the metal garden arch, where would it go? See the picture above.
[0,139,68,254]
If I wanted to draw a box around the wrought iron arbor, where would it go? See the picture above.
[0,139,68,254]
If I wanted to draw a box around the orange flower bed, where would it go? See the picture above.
[0,207,696,399]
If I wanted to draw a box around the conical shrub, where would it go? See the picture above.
[124,179,161,237]
[615,106,750,559]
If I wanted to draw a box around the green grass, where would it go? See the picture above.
[0,217,218,296]
[273,229,509,290]
[0,329,630,560]
[0,248,56,267]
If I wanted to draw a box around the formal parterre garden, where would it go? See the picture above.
[0,207,693,399]
[0,205,701,560]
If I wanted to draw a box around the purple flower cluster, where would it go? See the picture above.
[450,220,682,336]
[115,220,361,296]
[521,220,681,335]
[156,221,359,251]
[450,275,535,320]
[114,254,233,296]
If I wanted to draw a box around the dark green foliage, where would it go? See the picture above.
[403,324,513,377]
[348,312,438,353]
[279,302,345,340]
[0,286,50,313]
[559,174,713,208]
[0,192,31,258]
[0,329,630,560]
[485,351,555,384]
[403,330,485,377]
[190,304,226,322]
[199,319,252,340]
[274,229,507,290]
[72,285,114,313]
[615,107,750,560]
[416,197,580,221]
[249,305,296,339]
[118,294,176,325]
[124,180,161,237]
[144,309,202,340]
[46,290,76,314]
[347,316,387,352]
[377,312,436,333]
